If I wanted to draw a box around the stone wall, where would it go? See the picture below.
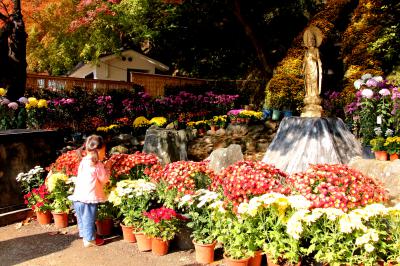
[0,130,62,215]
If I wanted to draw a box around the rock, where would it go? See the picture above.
[206,144,244,173]
[262,117,362,174]
[349,157,400,205]
[113,133,139,146]
[109,145,129,154]
[142,128,191,165]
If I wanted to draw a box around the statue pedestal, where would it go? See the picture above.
[262,117,362,174]
[301,95,322,117]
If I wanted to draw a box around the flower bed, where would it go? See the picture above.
[211,160,290,207]
[287,164,388,211]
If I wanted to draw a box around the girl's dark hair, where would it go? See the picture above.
[85,135,104,163]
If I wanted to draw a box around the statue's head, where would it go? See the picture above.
[303,26,323,48]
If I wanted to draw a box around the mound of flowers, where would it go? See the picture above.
[47,149,83,176]
[145,161,216,207]
[211,161,290,206]
[147,161,216,194]
[105,151,159,180]
[287,164,388,212]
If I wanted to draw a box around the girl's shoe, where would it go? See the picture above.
[83,238,105,247]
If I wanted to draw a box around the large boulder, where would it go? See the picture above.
[206,144,243,174]
[142,127,194,165]
[349,157,400,205]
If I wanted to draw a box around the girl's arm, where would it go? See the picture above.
[96,163,110,185]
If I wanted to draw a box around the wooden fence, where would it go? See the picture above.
[130,72,213,96]
[26,73,263,97]
[26,74,136,93]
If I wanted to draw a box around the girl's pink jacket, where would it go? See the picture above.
[69,156,110,203]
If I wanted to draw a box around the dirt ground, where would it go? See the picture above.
[0,217,227,266]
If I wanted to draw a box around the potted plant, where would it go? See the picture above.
[227,109,243,124]
[178,189,220,264]
[108,179,156,244]
[95,202,116,236]
[142,207,187,256]
[384,136,400,161]
[23,184,53,225]
[211,204,252,266]
[387,205,400,265]
[46,172,73,228]
[370,136,387,161]
[16,166,51,224]
[16,165,46,193]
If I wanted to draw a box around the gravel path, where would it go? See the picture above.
[0,218,226,266]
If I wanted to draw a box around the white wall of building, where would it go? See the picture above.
[69,50,160,81]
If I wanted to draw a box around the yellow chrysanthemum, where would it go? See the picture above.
[46,172,68,192]
[0,88,7,96]
[133,116,150,128]
[274,197,289,219]
[97,124,119,132]
[240,110,263,120]
[97,126,108,132]
[27,97,38,108]
[37,99,48,108]
[149,117,167,127]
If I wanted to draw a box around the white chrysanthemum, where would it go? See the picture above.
[237,202,249,215]
[363,204,388,218]
[322,208,345,221]
[354,79,364,89]
[16,172,24,182]
[287,209,308,239]
[356,233,370,246]
[287,195,311,210]
[247,199,262,216]
[259,192,286,205]
[361,73,373,80]
[364,243,375,253]
[339,212,367,233]
[303,209,323,224]
[373,76,383,82]
[209,200,225,213]
[180,194,193,205]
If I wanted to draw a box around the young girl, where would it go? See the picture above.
[69,135,110,247]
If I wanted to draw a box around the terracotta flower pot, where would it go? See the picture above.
[134,232,152,252]
[223,253,251,266]
[390,153,399,161]
[95,218,113,236]
[248,250,263,266]
[36,210,52,225]
[193,240,216,264]
[151,237,169,256]
[120,223,136,243]
[52,212,68,228]
[374,151,388,161]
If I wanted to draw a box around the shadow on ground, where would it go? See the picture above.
[0,231,79,265]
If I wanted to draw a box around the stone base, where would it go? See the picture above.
[301,95,323,117]
[262,117,362,174]
[349,158,400,205]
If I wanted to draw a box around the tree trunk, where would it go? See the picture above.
[0,0,27,101]
[232,0,272,79]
